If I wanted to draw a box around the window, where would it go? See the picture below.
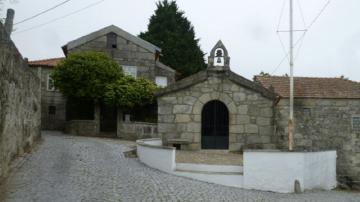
[107,32,117,49]
[122,66,137,78]
[48,106,56,115]
[47,74,55,91]
[155,76,168,87]
[303,108,311,117]
[352,116,360,133]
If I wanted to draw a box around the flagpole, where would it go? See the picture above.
[288,0,295,151]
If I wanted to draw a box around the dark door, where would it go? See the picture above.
[100,103,117,132]
[201,100,229,149]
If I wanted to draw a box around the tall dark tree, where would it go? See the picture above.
[139,0,206,78]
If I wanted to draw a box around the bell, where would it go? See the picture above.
[217,57,222,63]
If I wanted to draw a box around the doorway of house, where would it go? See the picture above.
[201,100,229,149]
[100,103,117,134]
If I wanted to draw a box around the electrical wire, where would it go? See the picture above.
[307,0,331,30]
[276,32,290,63]
[13,0,105,34]
[14,0,72,25]
[271,33,307,74]
[272,0,331,74]
[277,0,287,31]
[297,0,307,28]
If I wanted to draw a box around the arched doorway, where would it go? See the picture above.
[201,100,229,149]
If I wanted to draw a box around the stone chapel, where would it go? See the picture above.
[156,41,277,151]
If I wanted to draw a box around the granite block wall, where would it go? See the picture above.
[0,22,41,180]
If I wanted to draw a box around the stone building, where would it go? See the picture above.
[255,76,360,188]
[0,10,41,180]
[29,58,65,130]
[157,41,277,151]
[157,41,360,188]
[30,25,176,137]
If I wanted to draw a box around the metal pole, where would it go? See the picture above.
[288,0,295,151]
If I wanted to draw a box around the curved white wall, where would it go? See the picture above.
[136,138,175,173]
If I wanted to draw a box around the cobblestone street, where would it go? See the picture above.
[0,131,359,202]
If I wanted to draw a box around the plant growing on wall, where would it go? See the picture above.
[139,0,206,79]
[52,51,157,108]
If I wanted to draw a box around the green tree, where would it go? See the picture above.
[52,51,157,108]
[104,76,157,108]
[52,52,122,101]
[139,0,206,78]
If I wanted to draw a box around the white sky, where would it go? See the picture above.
[2,0,360,81]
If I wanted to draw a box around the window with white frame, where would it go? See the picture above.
[155,76,168,87]
[352,116,360,133]
[122,66,137,78]
[47,74,55,91]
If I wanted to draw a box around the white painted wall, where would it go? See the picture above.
[243,151,337,193]
[136,139,176,173]
[136,139,336,193]
[303,151,337,190]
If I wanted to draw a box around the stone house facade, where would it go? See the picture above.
[157,41,360,188]
[29,58,66,130]
[30,25,176,136]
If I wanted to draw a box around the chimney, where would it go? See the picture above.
[4,9,15,35]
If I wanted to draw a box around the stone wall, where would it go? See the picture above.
[157,71,275,151]
[118,121,158,140]
[0,22,41,180]
[64,120,98,137]
[67,34,175,84]
[275,98,360,188]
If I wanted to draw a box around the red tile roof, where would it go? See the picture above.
[28,57,64,67]
[254,75,360,99]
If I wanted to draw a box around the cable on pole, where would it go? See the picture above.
[297,0,307,28]
[277,0,287,31]
[14,0,72,25]
[272,0,331,75]
[271,33,307,74]
[307,0,331,30]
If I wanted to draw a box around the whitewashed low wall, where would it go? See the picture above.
[136,138,176,173]
[243,150,337,193]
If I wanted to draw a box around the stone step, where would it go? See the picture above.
[176,163,243,174]
[175,169,243,175]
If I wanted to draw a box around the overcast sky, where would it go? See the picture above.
[2,0,360,81]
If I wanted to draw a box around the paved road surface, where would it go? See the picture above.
[0,131,359,202]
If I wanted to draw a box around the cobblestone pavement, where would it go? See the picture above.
[0,131,359,202]
[176,150,242,165]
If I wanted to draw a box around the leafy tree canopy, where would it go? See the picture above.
[139,0,206,78]
[104,76,157,108]
[52,51,157,108]
[52,52,122,101]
